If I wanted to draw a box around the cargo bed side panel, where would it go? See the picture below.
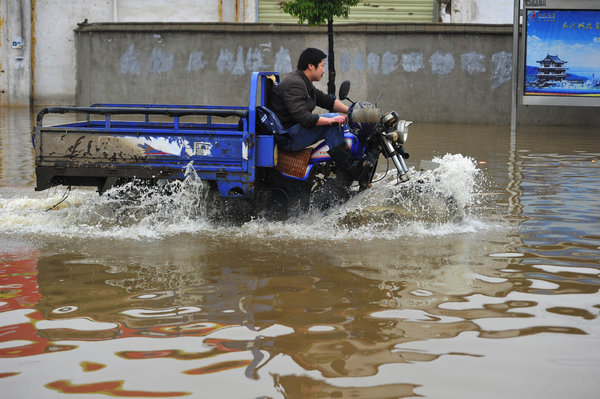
[34,126,254,196]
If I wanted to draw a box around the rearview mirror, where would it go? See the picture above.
[339,81,350,101]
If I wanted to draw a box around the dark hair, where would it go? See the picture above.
[297,48,327,70]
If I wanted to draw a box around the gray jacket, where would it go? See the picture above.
[270,70,336,129]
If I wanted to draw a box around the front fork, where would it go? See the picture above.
[381,136,410,182]
[392,154,410,182]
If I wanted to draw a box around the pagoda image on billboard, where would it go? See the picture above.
[535,54,568,87]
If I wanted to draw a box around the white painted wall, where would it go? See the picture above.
[1,0,12,104]
[115,0,255,22]
[470,0,515,24]
[115,0,217,22]
[33,0,113,104]
[1,0,33,105]
[33,0,255,105]
[451,0,514,24]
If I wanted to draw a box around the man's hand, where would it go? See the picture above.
[316,114,348,126]
[329,114,347,126]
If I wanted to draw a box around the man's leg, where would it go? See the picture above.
[281,113,345,152]
[318,113,345,150]
[279,115,363,185]
[328,142,363,185]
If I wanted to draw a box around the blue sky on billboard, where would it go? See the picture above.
[526,10,600,74]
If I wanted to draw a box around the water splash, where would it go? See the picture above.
[0,162,211,240]
[252,153,487,241]
[0,155,488,241]
[337,154,480,228]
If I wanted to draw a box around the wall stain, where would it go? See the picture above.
[117,43,512,91]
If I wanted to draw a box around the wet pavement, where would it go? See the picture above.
[1,107,599,398]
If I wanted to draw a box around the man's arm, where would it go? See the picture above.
[333,99,349,114]
[316,99,349,126]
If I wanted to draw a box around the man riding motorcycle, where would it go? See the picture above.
[269,47,364,185]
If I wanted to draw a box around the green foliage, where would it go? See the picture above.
[282,0,360,26]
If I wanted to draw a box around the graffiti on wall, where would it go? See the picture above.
[119,43,513,89]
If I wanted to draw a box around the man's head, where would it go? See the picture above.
[297,48,327,70]
[297,48,326,82]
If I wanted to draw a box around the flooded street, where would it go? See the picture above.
[1,106,599,398]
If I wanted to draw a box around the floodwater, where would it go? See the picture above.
[1,106,599,399]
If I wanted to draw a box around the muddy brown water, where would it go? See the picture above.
[1,107,599,398]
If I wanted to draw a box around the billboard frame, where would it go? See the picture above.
[521,0,600,107]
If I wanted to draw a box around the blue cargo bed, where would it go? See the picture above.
[32,72,280,197]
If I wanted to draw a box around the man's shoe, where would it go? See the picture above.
[328,142,363,185]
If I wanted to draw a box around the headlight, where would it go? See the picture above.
[385,120,412,144]
[396,120,412,144]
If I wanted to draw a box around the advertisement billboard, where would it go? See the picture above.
[522,0,600,106]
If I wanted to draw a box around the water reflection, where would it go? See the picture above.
[3,230,598,397]
[1,108,599,398]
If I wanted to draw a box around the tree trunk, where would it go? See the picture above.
[327,18,336,96]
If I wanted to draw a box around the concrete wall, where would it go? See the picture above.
[1,0,517,107]
[75,23,598,126]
